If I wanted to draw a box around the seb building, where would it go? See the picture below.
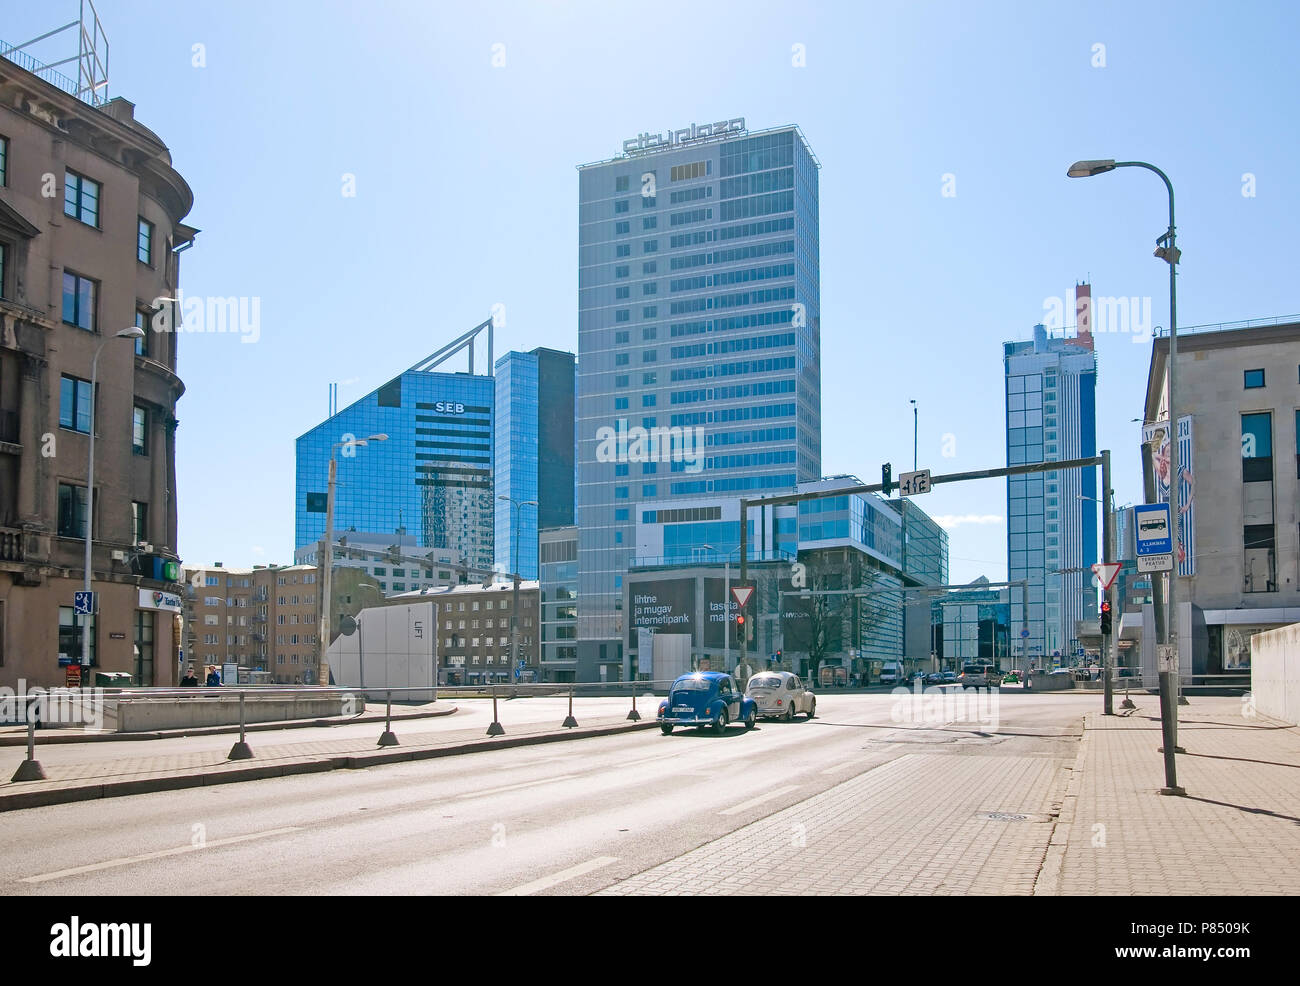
[296,326,497,600]
[576,118,823,682]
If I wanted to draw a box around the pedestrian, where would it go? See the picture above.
[206,666,221,687]
[181,668,199,687]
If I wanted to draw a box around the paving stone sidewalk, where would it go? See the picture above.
[0,711,646,798]
[600,695,1300,896]
[1039,696,1300,896]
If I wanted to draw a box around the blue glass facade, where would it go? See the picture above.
[1003,324,1098,666]
[494,348,576,581]
[576,123,822,676]
[295,370,495,573]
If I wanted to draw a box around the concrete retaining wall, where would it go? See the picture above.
[1024,673,1074,692]
[107,694,351,733]
[1252,623,1300,726]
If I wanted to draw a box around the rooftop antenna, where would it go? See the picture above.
[1,0,110,106]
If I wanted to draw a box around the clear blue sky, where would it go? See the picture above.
[8,0,1297,580]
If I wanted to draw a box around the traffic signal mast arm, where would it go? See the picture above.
[737,454,1107,587]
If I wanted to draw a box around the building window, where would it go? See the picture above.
[615,175,629,192]
[133,309,153,357]
[615,221,629,235]
[62,271,97,331]
[616,244,630,257]
[59,375,94,433]
[1244,368,1265,389]
[58,606,97,666]
[0,135,7,186]
[616,286,629,299]
[642,394,656,407]
[1241,411,1272,482]
[132,406,149,455]
[643,306,657,319]
[132,501,148,544]
[616,310,630,322]
[137,218,154,266]
[614,397,628,409]
[64,170,101,227]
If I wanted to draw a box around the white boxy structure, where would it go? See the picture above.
[327,602,437,702]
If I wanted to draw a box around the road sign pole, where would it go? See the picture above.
[1101,449,1114,716]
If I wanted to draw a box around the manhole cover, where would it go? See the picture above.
[984,811,1028,822]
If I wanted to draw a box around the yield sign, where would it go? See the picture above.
[1091,562,1122,590]
[730,586,754,609]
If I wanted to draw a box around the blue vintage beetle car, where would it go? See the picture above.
[657,672,757,735]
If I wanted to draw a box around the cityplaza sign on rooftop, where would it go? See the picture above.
[622,117,745,155]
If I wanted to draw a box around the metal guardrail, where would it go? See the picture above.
[5,679,690,783]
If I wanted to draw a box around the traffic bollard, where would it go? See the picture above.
[378,690,399,746]
[487,684,505,736]
[10,697,47,782]
[228,691,254,760]
[562,684,578,728]
[627,682,641,721]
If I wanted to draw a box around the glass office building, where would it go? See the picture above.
[1003,322,1098,666]
[494,348,576,581]
[296,369,495,574]
[576,121,822,678]
[539,526,579,681]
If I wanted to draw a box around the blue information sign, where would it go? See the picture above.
[73,590,96,615]
[1133,503,1172,556]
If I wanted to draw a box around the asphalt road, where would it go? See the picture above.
[0,692,1098,896]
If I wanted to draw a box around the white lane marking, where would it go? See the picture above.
[492,754,574,771]
[718,785,801,816]
[496,856,620,896]
[22,826,304,884]
[455,773,579,801]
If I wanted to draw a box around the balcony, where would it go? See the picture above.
[0,526,24,562]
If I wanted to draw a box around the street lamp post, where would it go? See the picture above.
[1068,157,1184,795]
[910,399,918,471]
[498,495,537,685]
[318,434,387,688]
[81,327,146,680]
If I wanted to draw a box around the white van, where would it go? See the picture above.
[879,661,905,686]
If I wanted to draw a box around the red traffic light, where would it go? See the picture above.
[736,615,746,625]
[1101,601,1111,613]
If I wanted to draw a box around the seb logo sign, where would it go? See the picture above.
[433,402,466,414]
[623,117,745,154]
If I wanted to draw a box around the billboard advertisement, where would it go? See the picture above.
[702,579,751,649]
[629,579,695,641]
[1154,415,1195,576]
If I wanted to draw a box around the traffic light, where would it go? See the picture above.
[882,462,893,496]
[1100,600,1112,635]
[735,613,746,644]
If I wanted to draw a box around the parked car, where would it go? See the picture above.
[941,671,957,683]
[745,671,816,721]
[657,672,757,735]
[924,671,945,686]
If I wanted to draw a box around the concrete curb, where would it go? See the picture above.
[1033,715,1089,896]
[0,705,458,746]
[0,719,660,812]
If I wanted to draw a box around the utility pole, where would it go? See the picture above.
[1101,449,1114,715]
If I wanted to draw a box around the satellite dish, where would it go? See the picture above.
[339,614,358,636]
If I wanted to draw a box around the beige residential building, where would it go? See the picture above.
[0,49,195,687]
[183,563,321,683]
[1136,318,1300,678]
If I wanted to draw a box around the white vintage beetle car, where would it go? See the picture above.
[744,671,816,721]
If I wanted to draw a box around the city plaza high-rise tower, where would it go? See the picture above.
[576,120,822,679]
